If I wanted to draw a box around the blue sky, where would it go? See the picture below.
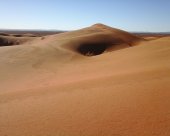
[0,0,170,32]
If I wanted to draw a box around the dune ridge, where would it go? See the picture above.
[59,23,143,56]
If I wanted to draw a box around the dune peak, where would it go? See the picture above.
[91,23,112,29]
[61,24,142,56]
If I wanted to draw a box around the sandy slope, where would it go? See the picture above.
[0,25,170,136]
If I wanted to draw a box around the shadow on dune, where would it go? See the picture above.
[0,36,36,47]
[0,37,19,46]
[77,42,109,56]
[60,24,143,56]
[64,39,132,56]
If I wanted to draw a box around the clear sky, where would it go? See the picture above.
[0,0,170,32]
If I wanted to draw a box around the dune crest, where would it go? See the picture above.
[60,23,143,56]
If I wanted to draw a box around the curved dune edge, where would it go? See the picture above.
[59,24,143,56]
[0,24,170,136]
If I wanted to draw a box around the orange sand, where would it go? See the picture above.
[0,24,170,136]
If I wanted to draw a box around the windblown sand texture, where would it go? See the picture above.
[0,24,170,136]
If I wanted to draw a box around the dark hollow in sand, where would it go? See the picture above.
[77,42,110,56]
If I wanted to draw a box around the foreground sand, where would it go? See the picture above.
[0,25,170,136]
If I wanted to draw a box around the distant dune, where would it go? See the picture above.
[0,24,170,136]
[0,33,38,46]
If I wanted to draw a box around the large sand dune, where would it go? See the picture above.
[0,24,170,136]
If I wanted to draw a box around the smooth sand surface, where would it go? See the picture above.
[0,24,170,136]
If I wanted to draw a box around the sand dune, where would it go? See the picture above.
[0,35,36,46]
[0,24,170,136]
[58,23,143,56]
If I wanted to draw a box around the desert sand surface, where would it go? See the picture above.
[0,24,170,136]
